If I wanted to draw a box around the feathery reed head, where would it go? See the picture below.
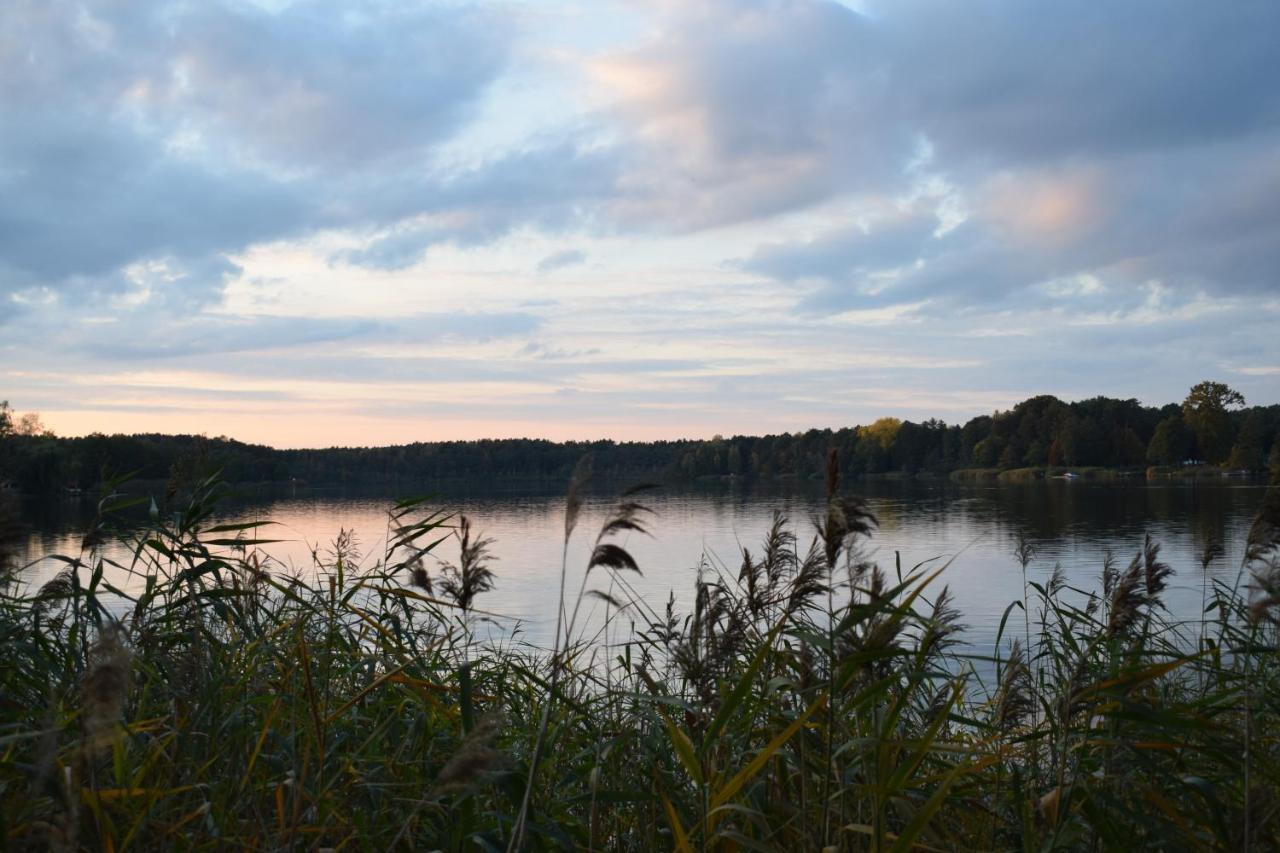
[822,495,878,569]
[818,450,877,568]
[409,558,432,593]
[1141,534,1173,604]
[1249,558,1280,625]
[242,551,271,587]
[324,527,361,568]
[587,486,654,576]
[1244,474,1280,568]
[1107,552,1146,638]
[1244,476,1280,623]
[761,511,796,588]
[434,713,509,794]
[786,539,829,615]
[83,624,132,751]
[1198,530,1224,572]
[1101,549,1118,596]
[34,567,75,617]
[738,546,766,616]
[565,454,593,542]
[439,515,497,612]
[598,482,657,541]
[1014,534,1036,571]
[994,639,1033,732]
[1045,562,1067,600]
[922,585,966,663]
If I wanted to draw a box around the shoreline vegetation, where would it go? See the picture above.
[2,454,1279,848]
[2,383,1278,495]
[947,464,1255,483]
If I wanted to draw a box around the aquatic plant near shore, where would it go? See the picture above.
[0,466,1277,849]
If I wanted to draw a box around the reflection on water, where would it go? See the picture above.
[13,479,1268,656]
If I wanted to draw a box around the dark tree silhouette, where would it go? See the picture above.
[1183,381,1246,464]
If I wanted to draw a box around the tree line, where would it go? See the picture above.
[1,382,1277,493]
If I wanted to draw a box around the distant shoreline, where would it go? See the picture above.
[3,388,1277,495]
[17,465,1269,502]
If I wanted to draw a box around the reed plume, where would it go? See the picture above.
[434,713,509,794]
[564,455,592,542]
[1014,535,1036,573]
[82,624,131,751]
[821,449,877,569]
[1045,563,1067,600]
[1141,534,1173,604]
[737,548,762,616]
[411,565,432,593]
[1244,473,1280,567]
[921,585,965,665]
[1107,552,1147,638]
[34,567,75,618]
[439,515,497,613]
[1101,549,1118,597]
[786,539,829,616]
[761,510,797,589]
[994,639,1034,732]
[1246,474,1280,623]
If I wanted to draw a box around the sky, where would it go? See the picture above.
[2,0,1278,448]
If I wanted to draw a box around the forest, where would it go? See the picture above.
[1,382,1277,493]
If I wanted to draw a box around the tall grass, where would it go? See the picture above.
[1,463,1278,849]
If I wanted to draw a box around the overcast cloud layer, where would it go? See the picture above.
[2,0,1277,446]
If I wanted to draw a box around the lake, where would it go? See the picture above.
[12,478,1269,660]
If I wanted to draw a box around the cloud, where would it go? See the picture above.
[166,3,507,169]
[536,249,587,274]
[0,0,512,302]
[13,0,1276,313]
[742,207,947,288]
[3,304,542,367]
[0,116,306,290]
[91,316,386,360]
[603,0,1280,190]
[872,0,1280,166]
[595,0,905,226]
[744,134,1280,314]
[603,0,1280,313]
[335,142,621,269]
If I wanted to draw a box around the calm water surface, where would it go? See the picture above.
[14,479,1268,658]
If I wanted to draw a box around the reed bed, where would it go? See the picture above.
[1,458,1278,850]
